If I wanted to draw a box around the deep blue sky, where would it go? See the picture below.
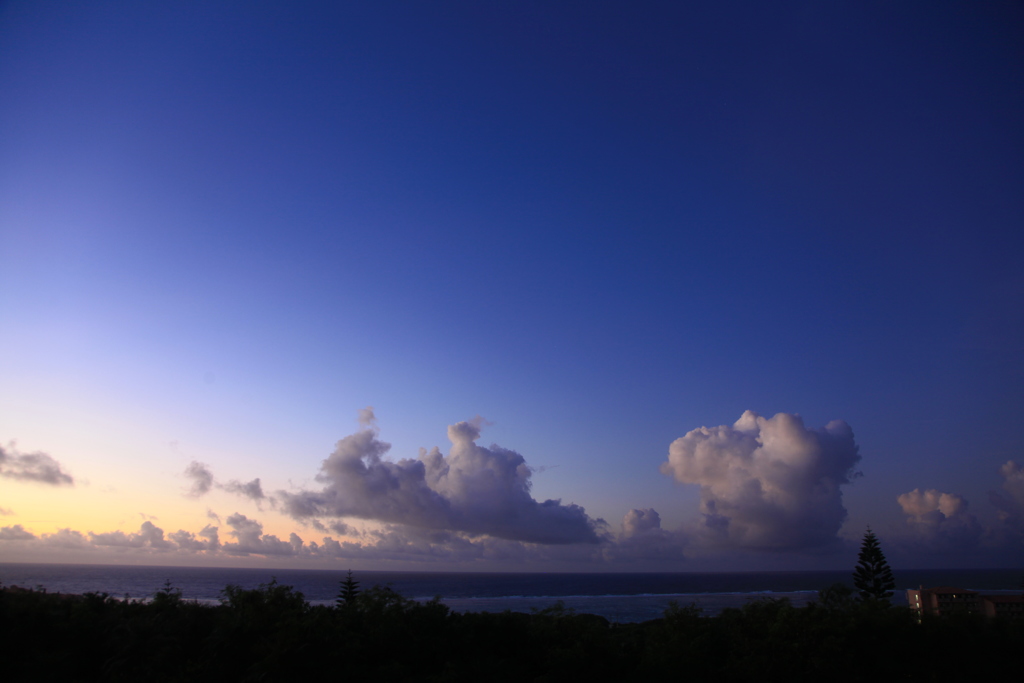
[1,1,1022,570]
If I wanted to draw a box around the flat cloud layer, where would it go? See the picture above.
[661,411,861,550]
[0,524,36,540]
[277,417,601,544]
[89,521,171,549]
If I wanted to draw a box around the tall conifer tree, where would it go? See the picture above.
[853,528,895,603]
[336,570,360,609]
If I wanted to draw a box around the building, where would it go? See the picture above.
[982,594,1024,619]
[907,586,1024,620]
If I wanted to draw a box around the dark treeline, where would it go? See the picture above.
[2,579,1020,682]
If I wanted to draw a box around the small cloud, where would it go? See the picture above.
[622,508,662,537]
[222,513,298,556]
[184,461,269,508]
[221,478,266,507]
[0,507,13,516]
[198,524,220,548]
[169,524,220,552]
[329,520,355,536]
[184,461,214,497]
[897,488,982,551]
[0,443,75,486]
[591,509,689,563]
[206,508,222,523]
[357,406,377,428]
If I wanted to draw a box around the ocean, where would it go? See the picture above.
[1,563,1019,623]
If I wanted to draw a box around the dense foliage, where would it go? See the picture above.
[2,579,1020,682]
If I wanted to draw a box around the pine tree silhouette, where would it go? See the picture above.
[853,527,895,604]
[337,570,360,608]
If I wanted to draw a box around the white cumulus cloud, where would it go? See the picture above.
[661,411,860,550]
[277,417,601,544]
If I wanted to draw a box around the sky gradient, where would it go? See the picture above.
[1,1,1023,571]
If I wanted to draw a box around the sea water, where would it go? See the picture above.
[1,563,1019,623]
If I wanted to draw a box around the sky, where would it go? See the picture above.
[1,0,1022,572]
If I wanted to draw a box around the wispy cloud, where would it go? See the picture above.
[0,443,74,486]
[357,406,377,428]
[185,462,268,509]
[221,478,266,508]
[184,461,214,497]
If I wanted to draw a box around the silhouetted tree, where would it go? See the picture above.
[853,528,895,604]
[337,570,360,608]
[814,582,855,613]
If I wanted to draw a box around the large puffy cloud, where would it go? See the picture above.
[0,444,74,486]
[896,488,983,551]
[277,418,601,544]
[661,411,860,550]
